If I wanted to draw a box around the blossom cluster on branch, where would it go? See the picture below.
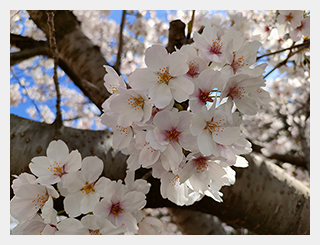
[11,140,163,235]
[100,19,271,206]
[10,10,310,235]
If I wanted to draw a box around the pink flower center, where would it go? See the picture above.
[48,161,65,177]
[209,39,223,56]
[89,229,101,235]
[115,125,129,136]
[110,202,124,217]
[169,173,180,186]
[264,25,270,32]
[205,118,225,136]
[231,54,249,73]
[227,86,245,100]
[157,66,172,85]
[108,84,118,94]
[165,128,181,142]
[127,96,144,110]
[194,156,209,173]
[285,13,294,22]
[31,193,49,210]
[187,60,200,78]
[198,89,213,104]
[81,181,96,194]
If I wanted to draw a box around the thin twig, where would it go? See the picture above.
[114,10,126,74]
[263,41,310,79]
[257,40,310,60]
[47,10,62,128]
[186,10,196,40]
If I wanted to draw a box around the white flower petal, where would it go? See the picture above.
[145,45,169,72]
[80,192,100,214]
[29,156,52,178]
[212,126,240,145]
[234,155,249,168]
[121,191,146,212]
[93,198,112,219]
[128,68,157,91]
[149,83,172,109]
[63,171,86,193]
[81,156,103,183]
[64,191,85,218]
[168,51,189,76]
[197,130,219,156]
[169,77,194,102]
[46,140,69,163]
[64,150,82,173]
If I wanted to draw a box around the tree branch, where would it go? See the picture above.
[10,33,52,66]
[166,20,186,53]
[263,40,310,79]
[27,10,111,111]
[46,11,62,128]
[257,39,310,60]
[249,140,309,169]
[168,208,228,234]
[114,10,126,74]
[186,10,195,41]
[10,114,310,234]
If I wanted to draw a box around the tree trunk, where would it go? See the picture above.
[27,10,110,111]
[10,114,310,234]
[168,208,228,235]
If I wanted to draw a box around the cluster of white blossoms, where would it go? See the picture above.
[11,140,163,235]
[100,23,270,206]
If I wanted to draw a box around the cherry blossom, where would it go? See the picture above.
[93,180,147,233]
[11,215,58,235]
[190,104,241,156]
[189,68,226,112]
[12,10,312,235]
[179,152,236,202]
[11,173,37,194]
[103,65,127,95]
[178,44,208,79]
[62,156,110,217]
[137,216,163,235]
[159,169,202,206]
[146,110,197,171]
[224,40,262,75]
[216,135,252,165]
[128,44,194,108]
[56,215,125,235]
[109,87,152,127]
[193,26,233,64]
[220,74,270,116]
[10,183,59,222]
[290,16,310,42]
[277,10,304,35]
[29,140,82,185]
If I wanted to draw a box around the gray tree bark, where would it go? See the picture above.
[10,114,310,234]
[168,208,228,235]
